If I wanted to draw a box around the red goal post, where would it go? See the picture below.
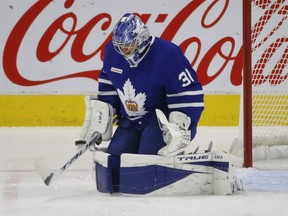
[238,0,288,167]
[242,0,253,167]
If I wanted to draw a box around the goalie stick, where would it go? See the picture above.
[34,132,101,186]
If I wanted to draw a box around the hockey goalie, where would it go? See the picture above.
[75,13,243,195]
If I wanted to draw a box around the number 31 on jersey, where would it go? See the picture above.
[179,68,195,87]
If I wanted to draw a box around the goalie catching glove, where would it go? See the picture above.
[75,96,114,151]
[156,109,191,156]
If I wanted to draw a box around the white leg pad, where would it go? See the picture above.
[212,152,243,194]
[119,152,243,195]
[93,151,113,193]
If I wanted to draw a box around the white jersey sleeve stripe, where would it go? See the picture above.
[168,102,204,109]
[166,90,204,97]
[98,78,113,85]
[98,91,118,96]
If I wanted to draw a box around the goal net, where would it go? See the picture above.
[230,0,288,166]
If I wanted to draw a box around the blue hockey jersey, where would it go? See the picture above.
[98,36,204,133]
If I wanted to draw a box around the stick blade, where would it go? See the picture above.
[34,156,53,186]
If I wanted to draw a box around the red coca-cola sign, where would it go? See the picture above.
[1,0,287,93]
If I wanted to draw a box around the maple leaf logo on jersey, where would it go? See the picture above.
[117,79,147,117]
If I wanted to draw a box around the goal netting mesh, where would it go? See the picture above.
[230,0,288,161]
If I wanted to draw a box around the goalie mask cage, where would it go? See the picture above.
[239,0,288,167]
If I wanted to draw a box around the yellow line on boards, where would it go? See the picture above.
[0,95,240,126]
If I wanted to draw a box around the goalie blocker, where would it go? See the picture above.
[93,151,243,195]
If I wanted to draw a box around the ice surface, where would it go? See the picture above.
[1,127,288,216]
